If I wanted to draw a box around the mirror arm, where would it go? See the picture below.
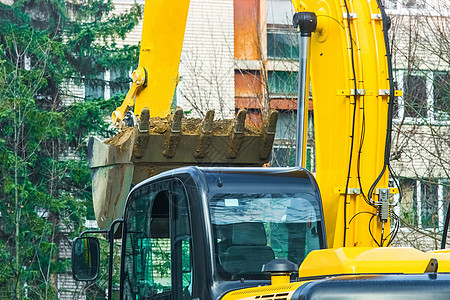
[73,219,123,298]
[79,229,107,238]
[108,218,124,300]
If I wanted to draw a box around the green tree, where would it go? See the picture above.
[0,0,141,298]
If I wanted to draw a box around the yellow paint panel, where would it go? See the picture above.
[221,282,303,300]
[299,247,450,277]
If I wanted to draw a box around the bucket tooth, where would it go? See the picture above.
[195,110,215,158]
[138,107,150,132]
[260,110,279,160]
[163,107,183,158]
[134,107,150,158]
[227,109,246,159]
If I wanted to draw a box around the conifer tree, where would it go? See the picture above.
[0,0,141,297]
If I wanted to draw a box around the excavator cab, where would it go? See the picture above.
[118,167,325,299]
[72,165,450,300]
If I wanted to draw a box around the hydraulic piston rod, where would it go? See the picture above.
[293,12,317,168]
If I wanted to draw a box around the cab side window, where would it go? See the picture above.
[172,180,192,299]
[123,180,192,300]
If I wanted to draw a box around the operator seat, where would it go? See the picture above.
[218,222,275,275]
[214,223,233,254]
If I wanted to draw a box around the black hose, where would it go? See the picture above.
[441,203,450,249]
[342,0,359,247]
[368,0,396,200]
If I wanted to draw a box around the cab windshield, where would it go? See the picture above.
[210,192,324,280]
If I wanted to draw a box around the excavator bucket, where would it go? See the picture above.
[88,107,278,229]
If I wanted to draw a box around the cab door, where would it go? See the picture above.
[121,179,193,300]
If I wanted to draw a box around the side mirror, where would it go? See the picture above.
[72,237,100,281]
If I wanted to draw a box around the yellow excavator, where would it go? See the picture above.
[71,0,450,299]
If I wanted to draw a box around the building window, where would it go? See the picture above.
[433,72,450,121]
[86,68,131,100]
[267,31,299,60]
[110,68,131,97]
[274,110,296,140]
[271,145,295,167]
[399,178,450,229]
[271,144,313,170]
[272,110,296,166]
[402,0,425,9]
[395,70,450,123]
[385,0,426,9]
[271,110,314,170]
[403,74,427,119]
[384,0,398,9]
[85,72,105,99]
[268,71,298,96]
[398,179,418,226]
[419,181,439,228]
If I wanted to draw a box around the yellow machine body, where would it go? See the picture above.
[222,247,450,300]
[299,247,450,277]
